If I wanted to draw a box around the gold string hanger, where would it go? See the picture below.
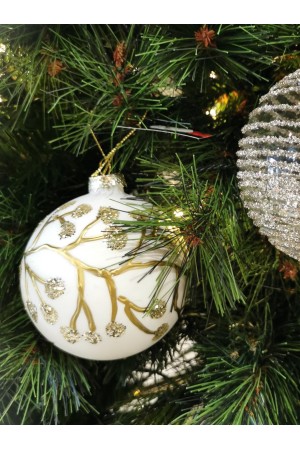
[91,113,147,177]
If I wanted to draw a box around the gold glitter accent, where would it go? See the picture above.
[248,338,258,353]
[55,200,76,212]
[83,331,102,344]
[97,207,119,224]
[60,326,81,343]
[26,301,38,322]
[152,323,169,341]
[59,218,76,239]
[106,321,126,337]
[71,204,92,218]
[45,278,65,299]
[105,226,128,250]
[129,211,148,221]
[230,350,240,361]
[88,174,126,190]
[149,299,167,319]
[41,304,58,324]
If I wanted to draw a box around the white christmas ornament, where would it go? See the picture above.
[237,69,300,261]
[20,174,186,360]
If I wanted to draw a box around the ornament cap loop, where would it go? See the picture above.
[88,174,126,193]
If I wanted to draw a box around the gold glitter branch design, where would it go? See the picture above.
[23,202,182,344]
[24,263,60,325]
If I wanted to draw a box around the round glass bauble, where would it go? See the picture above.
[19,174,186,360]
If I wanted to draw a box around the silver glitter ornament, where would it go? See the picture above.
[237,69,300,261]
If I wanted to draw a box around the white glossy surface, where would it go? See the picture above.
[20,177,186,360]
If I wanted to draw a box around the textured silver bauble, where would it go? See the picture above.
[237,69,300,261]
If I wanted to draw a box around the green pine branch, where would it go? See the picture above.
[172,297,300,425]
[0,299,100,424]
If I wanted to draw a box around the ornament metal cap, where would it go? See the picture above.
[88,174,126,193]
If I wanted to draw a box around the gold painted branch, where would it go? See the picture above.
[121,297,155,336]
[70,267,96,332]
[102,269,118,322]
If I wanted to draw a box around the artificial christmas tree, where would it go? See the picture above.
[1,24,300,425]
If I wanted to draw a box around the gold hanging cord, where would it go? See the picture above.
[91,113,147,177]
